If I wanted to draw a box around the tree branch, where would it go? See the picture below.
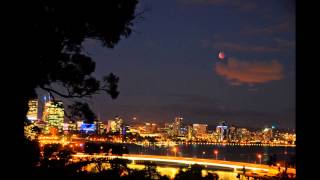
[40,85,93,98]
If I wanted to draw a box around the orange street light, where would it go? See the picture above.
[214,150,218,160]
[257,154,262,164]
[172,147,177,157]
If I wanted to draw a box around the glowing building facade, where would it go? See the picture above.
[27,99,38,121]
[42,101,64,134]
[173,117,183,136]
[216,121,228,142]
[192,124,208,137]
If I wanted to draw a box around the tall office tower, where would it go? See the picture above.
[192,123,208,137]
[42,100,64,134]
[227,125,237,142]
[173,116,183,136]
[216,121,228,141]
[187,125,193,140]
[106,120,116,133]
[27,99,38,121]
[114,116,124,132]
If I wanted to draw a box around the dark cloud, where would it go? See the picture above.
[215,58,284,85]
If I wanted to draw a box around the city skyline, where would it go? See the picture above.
[37,0,295,129]
[29,97,294,132]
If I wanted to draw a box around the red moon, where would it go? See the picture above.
[218,51,225,60]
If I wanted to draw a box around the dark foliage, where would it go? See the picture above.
[6,0,139,177]
[174,164,219,180]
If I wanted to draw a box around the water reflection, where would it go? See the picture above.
[125,144,295,164]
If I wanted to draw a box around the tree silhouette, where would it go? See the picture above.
[7,0,139,177]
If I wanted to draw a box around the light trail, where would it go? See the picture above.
[72,153,292,174]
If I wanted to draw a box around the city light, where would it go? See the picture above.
[172,147,178,157]
[214,150,218,160]
[257,154,262,164]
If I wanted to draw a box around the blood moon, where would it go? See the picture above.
[218,51,225,60]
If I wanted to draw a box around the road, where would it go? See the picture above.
[72,153,295,177]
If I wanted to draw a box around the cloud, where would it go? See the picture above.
[215,58,283,85]
[215,42,280,53]
[209,37,295,53]
[241,21,294,36]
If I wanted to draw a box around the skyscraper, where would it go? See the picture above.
[27,99,38,121]
[42,100,64,134]
[107,120,117,133]
[192,124,208,137]
[115,116,124,133]
[187,125,193,140]
[173,116,183,136]
[216,121,228,142]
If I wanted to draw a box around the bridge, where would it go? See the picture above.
[71,153,295,177]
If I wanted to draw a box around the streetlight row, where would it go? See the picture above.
[170,148,264,164]
[171,147,219,159]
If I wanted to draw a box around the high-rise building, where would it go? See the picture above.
[227,125,237,142]
[187,125,193,140]
[144,123,157,133]
[192,124,208,137]
[115,116,124,132]
[164,123,174,136]
[107,120,117,133]
[27,99,38,121]
[173,116,183,136]
[42,100,64,134]
[216,121,228,141]
[96,121,106,134]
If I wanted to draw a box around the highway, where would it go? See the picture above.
[71,153,296,177]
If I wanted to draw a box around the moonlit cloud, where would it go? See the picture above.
[215,58,284,85]
[215,42,280,53]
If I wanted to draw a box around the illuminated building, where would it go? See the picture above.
[262,128,273,142]
[180,126,188,136]
[227,125,237,142]
[145,123,158,133]
[216,121,228,142]
[63,121,77,133]
[96,121,106,134]
[80,123,96,133]
[27,99,38,121]
[42,100,64,134]
[173,117,183,136]
[192,124,208,137]
[24,121,39,140]
[164,123,174,136]
[187,125,193,140]
[68,121,77,131]
[76,120,84,131]
[115,116,124,132]
[107,120,117,133]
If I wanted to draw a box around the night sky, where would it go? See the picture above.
[49,0,296,129]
